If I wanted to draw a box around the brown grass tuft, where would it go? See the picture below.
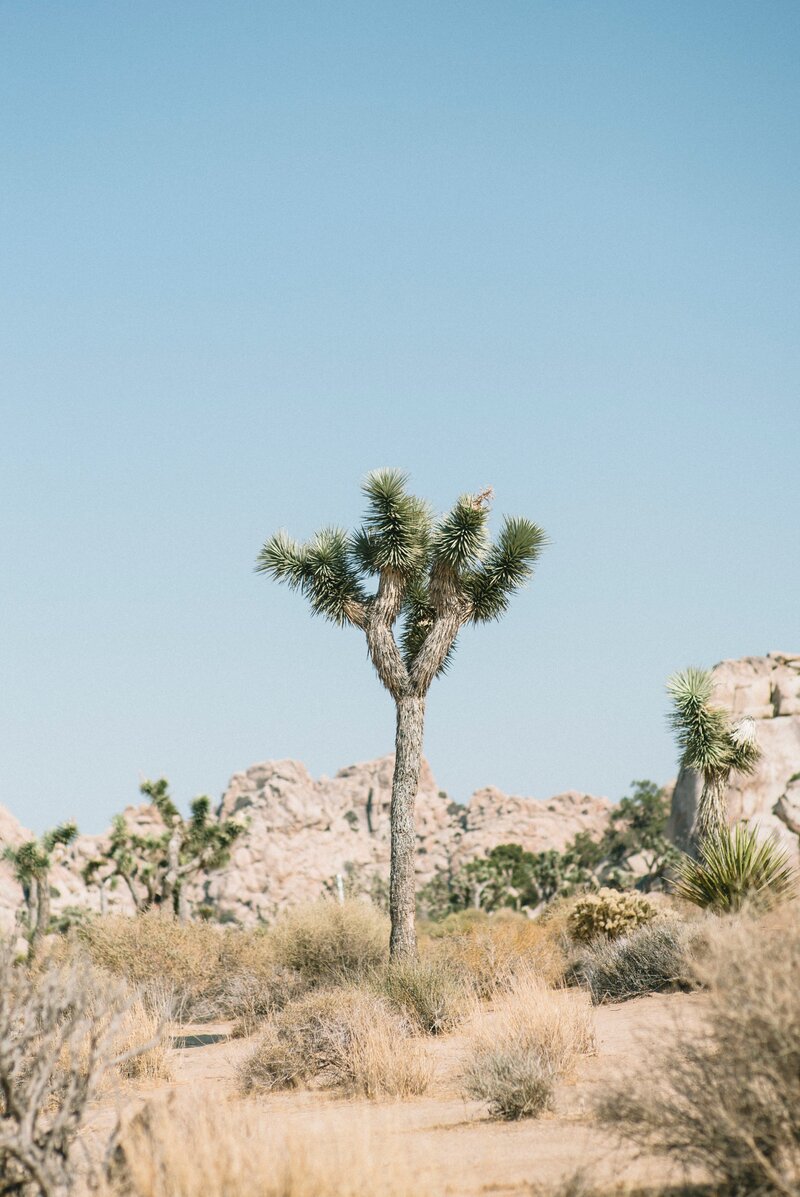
[597,907,800,1196]
[268,898,389,984]
[431,911,566,997]
[101,1090,428,1196]
[462,970,595,1119]
[239,986,431,1099]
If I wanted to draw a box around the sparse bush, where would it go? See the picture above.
[572,921,694,1004]
[104,1090,425,1197]
[568,888,656,943]
[674,823,797,913]
[268,899,389,984]
[432,911,566,997]
[461,971,594,1120]
[597,911,800,1195]
[110,992,172,1082]
[372,955,467,1034]
[79,913,298,1022]
[0,946,160,1197]
[239,987,431,1098]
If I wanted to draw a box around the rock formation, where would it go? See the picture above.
[668,652,800,856]
[0,757,611,929]
[198,756,611,923]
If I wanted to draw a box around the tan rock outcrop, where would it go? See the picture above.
[668,653,800,856]
[1,757,611,928]
[194,756,611,923]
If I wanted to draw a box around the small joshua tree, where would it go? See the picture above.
[257,469,546,957]
[667,667,761,849]
[83,779,245,920]
[3,822,77,958]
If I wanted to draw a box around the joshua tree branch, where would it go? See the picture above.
[364,570,411,700]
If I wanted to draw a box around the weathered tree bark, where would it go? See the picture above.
[32,872,50,954]
[389,695,426,958]
[692,773,728,851]
[161,818,183,917]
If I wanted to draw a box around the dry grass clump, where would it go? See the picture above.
[597,909,800,1196]
[102,1090,427,1197]
[568,888,657,943]
[432,911,566,997]
[572,921,695,1005]
[0,946,167,1196]
[268,898,389,984]
[239,986,431,1099]
[110,991,172,1082]
[372,954,468,1034]
[462,970,595,1119]
[79,913,298,1022]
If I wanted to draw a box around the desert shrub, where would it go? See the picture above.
[239,987,431,1098]
[103,1090,426,1197]
[372,955,467,1034]
[461,971,594,1120]
[674,823,797,913]
[572,920,694,1004]
[432,911,566,998]
[567,888,656,943]
[597,912,800,1196]
[422,907,490,936]
[0,947,161,1196]
[268,899,389,984]
[79,913,298,1022]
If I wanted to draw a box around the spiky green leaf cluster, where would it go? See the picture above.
[430,494,489,570]
[674,823,797,912]
[358,468,432,574]
[667,668,762,781]
[258,469,546,679]
[41,821,78,854]
[4,822,78,882]
[257,527,367,626]
[463,517,548,623]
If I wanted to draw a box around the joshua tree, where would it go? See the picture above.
[257,469,546,957]
[83,779,245,920]
[667,667,761,849]
[2,823,77,957]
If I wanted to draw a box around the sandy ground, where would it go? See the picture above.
[82,992,707,1196]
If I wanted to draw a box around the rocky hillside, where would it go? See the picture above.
[0,757,610,930]
[3,651,796,933]
[200,756,611,923]
[669,652,800,856]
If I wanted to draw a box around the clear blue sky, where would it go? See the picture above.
[2,2,798,833]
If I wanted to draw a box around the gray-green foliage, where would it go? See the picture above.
[674,823,797,913]
[668,667,761,777]
[3,822,78,954]
[573,921,693,1004]
[372,955,466,1035]
[257,469,547,672]
[82,778,245,918]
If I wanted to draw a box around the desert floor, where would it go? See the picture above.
[82,991,707,1196]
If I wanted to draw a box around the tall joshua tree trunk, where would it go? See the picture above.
[32,869,50,953]
[390,695,425,957]
[693,773,728,849]
[258,470,547,959]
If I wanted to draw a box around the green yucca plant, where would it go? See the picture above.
[674,822,797,913]
[667,666,761,849]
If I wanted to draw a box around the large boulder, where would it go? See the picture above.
[668,652,800,856]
